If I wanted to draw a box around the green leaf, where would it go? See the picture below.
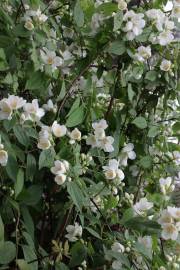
[26,154,36,181]
[113,11,123,31]
[21,207,34,239]
[74,1,84,27]
[67,182,85,211]
[85,227,101,239]
[172,122,180,135]
[128,83,135,102]
[139,156,153,169]
[67,97,80,117]
[125,217,160,234]
[69,242,87,267]
[15,169,24,199]
[107,40,126,55]
[17,259,31,270]
[18,185,42,206]
[39,148,55,169]
[57,81,66,101]
[132,66,143,80]
[145,71,157,81]
[132,116,147,129]
[13,125,30,147]
[6,154,18,181]
[97,3,118,15]
[22,245,38,270]
[0,215,4,242]
[106,250,130,268]
[120,208,134,225]
[14,24,31,37]
[148,126,159,138]
[134,242,152,260]
[25,71,47,90]
[0,241,16,264]
[66,106,84,127]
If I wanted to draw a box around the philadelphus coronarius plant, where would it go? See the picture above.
[0,0,179,269]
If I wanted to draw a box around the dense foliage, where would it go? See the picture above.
[0,0,180,269]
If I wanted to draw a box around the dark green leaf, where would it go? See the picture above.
[67,182,85,211]
[74,1,84,27]
[13,125,30,147]
[26,154,36,181]
[69,242,87,267]
[0,241,16,264]
[15,169,24,198]
[6,154,18,181]
[39,148,55,169]
[66,106,85,127]
[107,41,126,55]
[17,259,31,270]
[148,126,159,138]
[132,117,147,129]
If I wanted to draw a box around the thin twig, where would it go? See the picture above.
[56,60,95,117]
[90,198,113,233]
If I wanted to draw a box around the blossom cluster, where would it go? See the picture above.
[159,207,180,240]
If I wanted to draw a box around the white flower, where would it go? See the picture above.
[167,206,180,220]
[31,8,48,23]
[133,198,153,215]
[172,1,180,18]
[65,223,82,242]
[159,177,173,194]
[138,236,152,249]
[161,223,179,240]
[0,95,26,120]
[86,134,98,148]
[94,128,106,140]
[40,47,63,71]
[51,160,69,186]
[111,242,125,253]
[43,99,57,113]
[0,100,12,120]
[51,160,67,175]
[92,119,108,130]
[23,99,45,122]
[99,136,114,152]
[103,159,124,182]
[117,0,127,10]
[160,59,172,71]
[86,120,114,152]
[119,143,136,167]
[37,138,51,150]
[69,128,81,141]
[52,121,67,138]
[0,146,8,166]
[146,9,165,31]
[6,95,26,110]
[173,151,180,165]
[112,260,122,270]
[54,174,67,185]
[135,46,151,62]
[123,11,145,40]
[24,19,34,30]
[157,30,174,46]
[158,209,173,225]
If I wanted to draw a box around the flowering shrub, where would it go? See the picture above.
[0,0,179,269]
